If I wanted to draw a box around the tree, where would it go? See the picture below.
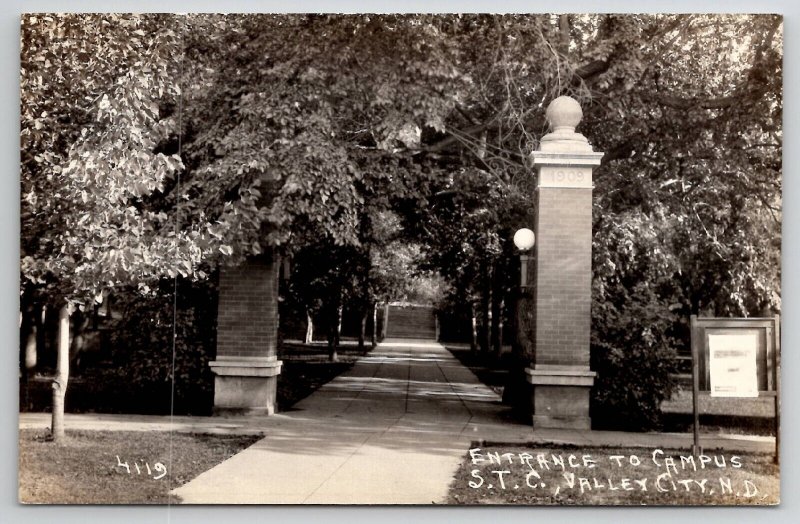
[20,15,197,298]
[410,167,531,352]
[21,13,470,427]
[287,243,367,361]
[285,211,438,359]
[577,14,781,427]
[21,14,191,440]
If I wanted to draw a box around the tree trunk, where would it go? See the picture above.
[477,130,487,159]
[304,310,314,344]
[327,329,336,361]
[480,262,492,352]
[382,303,390,339]
[491,264,504,356]
[51,302,71,442]
[328,303,342,362]
[336,305,343,345]
[19,303,39,371]
[69,309,87,370]
[502,288,532,415]
[470,305,478,353]
[371,302,378,348]
[25,324,38,370]
[493,298,504,358]
[19,305,38,411]
[358,308,367,353]
[38,304,48,363]
[558,14,571,56]
[327,329,337,361]
[21,324,36,412]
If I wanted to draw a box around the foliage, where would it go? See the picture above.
[21,13,781,303]
[591,287,681,430]
[20,14,203,303]
[104,280,217,414]
[178,14,464,255]
[286,242,368,337]
[415,167,532,316]
[583,14,782,319]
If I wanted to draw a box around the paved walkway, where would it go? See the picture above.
[19,339,776,504]
[177,339,529,504]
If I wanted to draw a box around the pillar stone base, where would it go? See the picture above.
[209,357,282,415]
[526,366,595,430]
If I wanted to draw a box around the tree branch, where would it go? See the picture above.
[574,59,610,82]
[573,15,692,86]
[558,14,571,57]
[423,112,503,153]
[653,86,770,111]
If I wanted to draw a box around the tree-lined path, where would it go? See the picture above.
[173,339,529,504]
[20,13,782,439]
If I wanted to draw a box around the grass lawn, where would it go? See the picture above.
[19,429,261,504]
[19,342,371,504]
[448,445,779,506]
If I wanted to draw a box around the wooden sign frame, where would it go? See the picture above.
[689,315,781,462]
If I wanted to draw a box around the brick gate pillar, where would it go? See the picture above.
[526,96,603,429]
[209,253,282,415]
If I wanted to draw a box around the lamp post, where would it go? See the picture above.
[502,227,536,409]
[513,228,535,287]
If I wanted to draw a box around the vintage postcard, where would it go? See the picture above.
[18,13,781,505]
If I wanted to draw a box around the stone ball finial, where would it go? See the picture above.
[546,96,583,132]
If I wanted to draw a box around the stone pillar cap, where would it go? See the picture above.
[538,95,593,153]
[547,96,583,131]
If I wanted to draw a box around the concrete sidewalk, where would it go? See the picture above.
[175,338,530,504]
[19,339,776,504]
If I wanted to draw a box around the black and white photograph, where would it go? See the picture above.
[16,11,782,506]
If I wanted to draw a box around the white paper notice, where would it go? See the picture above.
[708,333,759,397]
